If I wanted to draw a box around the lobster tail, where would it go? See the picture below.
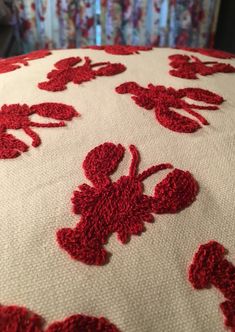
[56,225,108,266]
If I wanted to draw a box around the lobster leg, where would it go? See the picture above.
[181,102,209,125]
[23,127,41,147]
[30,121,65,128]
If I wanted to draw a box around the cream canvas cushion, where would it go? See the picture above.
[0,47,235,331]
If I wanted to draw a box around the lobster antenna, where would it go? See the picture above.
[138,163,173,181]
[181,104,209,125]
[91,61,109,68]
[129,145,140,177]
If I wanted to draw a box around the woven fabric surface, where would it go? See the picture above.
[0,48,235,331]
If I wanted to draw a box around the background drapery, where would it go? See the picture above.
[15,0,221,52]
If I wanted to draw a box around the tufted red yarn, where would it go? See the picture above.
[38,56,126,91]
[0,133,28,158]
[47,314,120,332]
[0,50,51,74]
[169,54,235,79]
[0,305,43,332]
[189,241,235,331]
[0,103,78,159]
[153,169,198,213]
[0,305,120,332]
[221,301,235,331]
[86,45,152,55]
[115,81,224,133]
[57,143,198,265]
[177,47,235,59]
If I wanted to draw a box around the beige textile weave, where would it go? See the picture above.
[0,48,235,331]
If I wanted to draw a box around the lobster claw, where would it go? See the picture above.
[169,54,191,67]
[180,88,224,104]
[188,241,225,289]
[0,305,43,331]
[83,142,125,187]
[95,62,126,76]
[220,300,235,330]
[0,305,120,331]
[47,314,120,331]
[54,56,82,70]
[115,81,146,95]
[153,169,199,213]
[155,104,201,133]
[30,103,78,121]
[0,133,28,159]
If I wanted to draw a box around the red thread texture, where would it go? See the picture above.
[0,305,120,332]
[86,45,152,55]
[57,143,198,265]
[0,103,78,159]
[38,56,126,91]
[177,47,235,59]
[0,50,51,74]
[115,81,224,133]
[189,241,235,331]
[169,54,235,79]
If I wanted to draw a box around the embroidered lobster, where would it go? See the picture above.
[0,50,51,74]
[0,304,120,332]
[57,142,199,266]
[115,82,224,133]
[38,56,126,91]
[86,45,152,55]
[169,54,235,79]
[177,47,235,59]
[0,103,78,159]
[189,241,235,332]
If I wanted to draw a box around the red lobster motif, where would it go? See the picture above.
[169,54,235,79]
[189,241,235,331]
[57,143,198,265]
[177,47,235,59]
[38,56,126,91]
[0,103,78,159]
[0,50,51,74]
[115,82,224,133]
[86,45,152,55]
[0,304,120,332]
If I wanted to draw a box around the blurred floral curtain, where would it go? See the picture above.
[15,0,221,52]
